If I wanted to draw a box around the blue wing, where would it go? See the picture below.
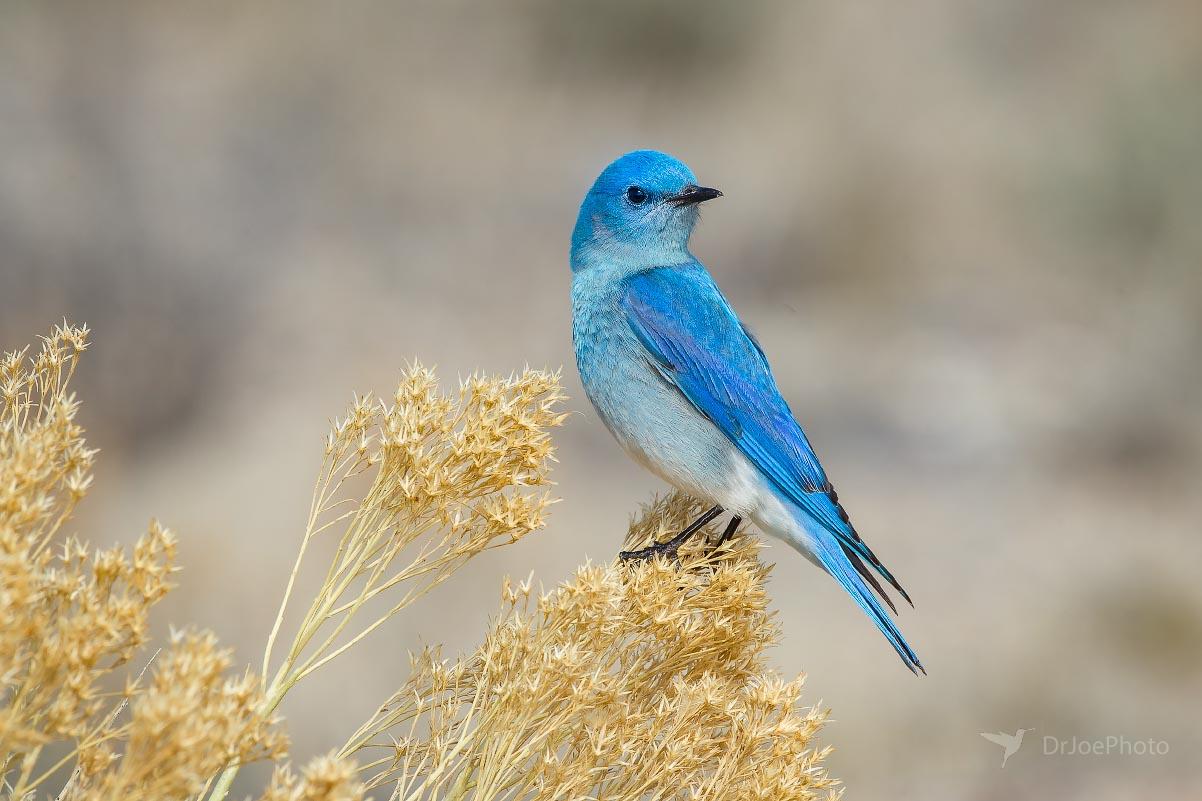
[622,264,923,673]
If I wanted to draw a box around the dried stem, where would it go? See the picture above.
[4,322,836,801]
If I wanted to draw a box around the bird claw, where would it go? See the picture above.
[619,539,682,564]
[619,507,738,565]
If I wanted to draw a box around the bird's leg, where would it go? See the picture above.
[620,505,724,562]
[711,515,742,550]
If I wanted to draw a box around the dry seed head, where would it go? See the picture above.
[256,754,364,801]
[346,492,838,801]
[4,323,840,801]
[0,325,185,758]
[79,630,287,800]
[271,363,566,688]
[2,324,286,801]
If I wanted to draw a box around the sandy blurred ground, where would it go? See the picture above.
[3,1,1201,798]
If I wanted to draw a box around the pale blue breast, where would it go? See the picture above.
[571,268,734,502]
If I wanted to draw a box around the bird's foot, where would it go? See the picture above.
[619,536,686,563]
[620,504,738,564]
[619,504,725,564]
[708,515,742,552]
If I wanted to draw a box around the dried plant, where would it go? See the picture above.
[211,363,568,798]
[1,324,284,801]
[256,754,364,801]
[261,363,566,702]
[2,322,838,801]
[341,493,838,801]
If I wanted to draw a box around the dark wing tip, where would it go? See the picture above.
[829,486,916,609]
[842,544,898,615]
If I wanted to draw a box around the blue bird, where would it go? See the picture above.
[571,150,924,674]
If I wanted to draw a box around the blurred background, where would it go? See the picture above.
[3,1,1200,798]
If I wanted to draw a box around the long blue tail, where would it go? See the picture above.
[808,527,925,674]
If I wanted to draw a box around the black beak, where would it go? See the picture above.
[667,184,723,206]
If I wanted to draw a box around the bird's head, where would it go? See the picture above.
[571,150,721,272]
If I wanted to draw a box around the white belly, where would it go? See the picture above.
[721,450,823,569]
[607,396,821,569]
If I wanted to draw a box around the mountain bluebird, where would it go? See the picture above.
[571,150,923,673]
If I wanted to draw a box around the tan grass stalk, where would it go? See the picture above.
[340,492,838,801]
[207,365,567,800]
[1,325,286,801]
[2,322,837,801]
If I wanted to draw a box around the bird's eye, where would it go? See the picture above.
[626,186,648,205]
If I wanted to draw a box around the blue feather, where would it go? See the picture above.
[809,531,925,673]
[621,264,922,671]
[569,150,922,672]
